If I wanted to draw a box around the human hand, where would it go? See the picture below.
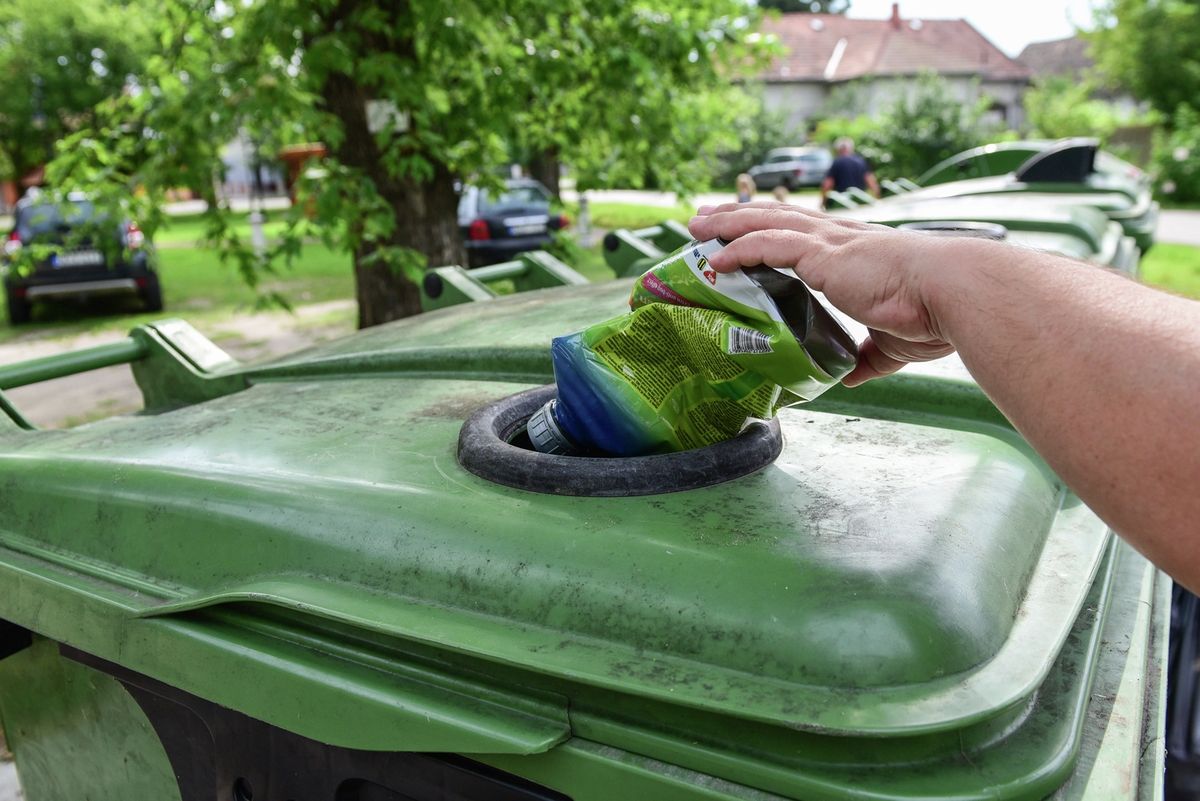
[689,202,959,387]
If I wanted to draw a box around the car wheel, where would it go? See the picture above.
[783,176,796,191]
[5,290,30,325]
[141,274,164,313]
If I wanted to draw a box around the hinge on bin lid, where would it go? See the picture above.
[129,320,247,410]
[1015,138,1099,183]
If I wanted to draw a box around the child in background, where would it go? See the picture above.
[735,173,756,203]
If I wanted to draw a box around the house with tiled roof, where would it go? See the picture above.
[760,4,1032,133]
[1016,35,1140,109]
[1017,36,1095,82]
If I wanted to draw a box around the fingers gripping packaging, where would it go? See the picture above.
[526,239,858,457]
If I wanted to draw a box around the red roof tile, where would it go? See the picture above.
[760,12,1032,83]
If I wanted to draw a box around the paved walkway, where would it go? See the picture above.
[0,761,21,801]
[1157,210,1200,246]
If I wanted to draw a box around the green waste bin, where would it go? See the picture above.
[899,139,1158,252]
[835,195,1142,274]
[917,139,1060,185]
[0,257,1168,800]
[918,138,1149,189]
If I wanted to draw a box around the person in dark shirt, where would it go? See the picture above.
[821,137,880,209]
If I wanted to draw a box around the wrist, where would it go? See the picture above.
[910,236,1010,347]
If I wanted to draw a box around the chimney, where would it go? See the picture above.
[890,3,901,29]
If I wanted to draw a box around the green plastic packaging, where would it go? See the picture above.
[528,239,858,456]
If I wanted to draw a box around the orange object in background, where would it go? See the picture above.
[278,143,327,204]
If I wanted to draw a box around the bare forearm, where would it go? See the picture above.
[688,203,1200,588]
[927,239,1200,587]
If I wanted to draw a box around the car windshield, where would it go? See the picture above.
[480,185,549,213]
[17,201,98,238]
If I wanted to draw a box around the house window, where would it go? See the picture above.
[983,100,1008,128]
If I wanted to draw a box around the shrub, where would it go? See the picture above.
[709,90,793,190]
[810,74,1005,179]
[1153,105,1200,203]
[1024,75,1157,142]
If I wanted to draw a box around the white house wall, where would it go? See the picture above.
[761,77,1026,137]
[763,82,830,136]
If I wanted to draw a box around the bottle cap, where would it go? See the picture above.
[526,399,579,455]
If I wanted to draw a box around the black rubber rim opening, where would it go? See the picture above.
[457,385,783,497]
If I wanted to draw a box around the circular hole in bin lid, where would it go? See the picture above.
[897,221,1008,240]
[457,385,782,497]
[422,271,445,299]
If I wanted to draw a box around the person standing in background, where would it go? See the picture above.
[821,137,880,209]
[735,173,756,203]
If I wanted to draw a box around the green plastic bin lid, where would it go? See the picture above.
[838,193,1114,251]
[898,172,1149,212]
[0,280,1130,798]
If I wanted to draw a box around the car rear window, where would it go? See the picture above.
[480,186,549,213]
[17,201,98,238]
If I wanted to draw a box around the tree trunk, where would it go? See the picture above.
[528,147,561,198]
[352,166,463,328]
[319,73,466,328]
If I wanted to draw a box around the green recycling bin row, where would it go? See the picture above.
[882,138,1158,252]
[0,152,1166,801]
[414,219,695,314]
[419,250,590,312]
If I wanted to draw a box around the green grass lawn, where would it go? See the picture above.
[561,241,614,283]
[1140,243,1200,298]
[158,244,353,309]
[1159,199,1200,211]
[155,210,293,247]
[576,202,695,231]
[571,193,818,232]
[0,242,353,345]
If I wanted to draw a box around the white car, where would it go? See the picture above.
[747,147,833,190]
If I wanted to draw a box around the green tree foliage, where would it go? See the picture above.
[1154,105,1200,204]
[49,0,765,326]
[0,0,149,183]
[757,0,850,12]
[1090,0,1200,120]
[1023,75,1155,141]
[812,75,1002,179]
[709,91,792,189]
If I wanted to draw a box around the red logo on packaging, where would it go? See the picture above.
[697,256,718,285]
[639,274,699,307]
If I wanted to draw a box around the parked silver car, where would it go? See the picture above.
[747,147,833,190]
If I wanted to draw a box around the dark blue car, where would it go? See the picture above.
[458,179,569,268]
[2,193,161,324]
